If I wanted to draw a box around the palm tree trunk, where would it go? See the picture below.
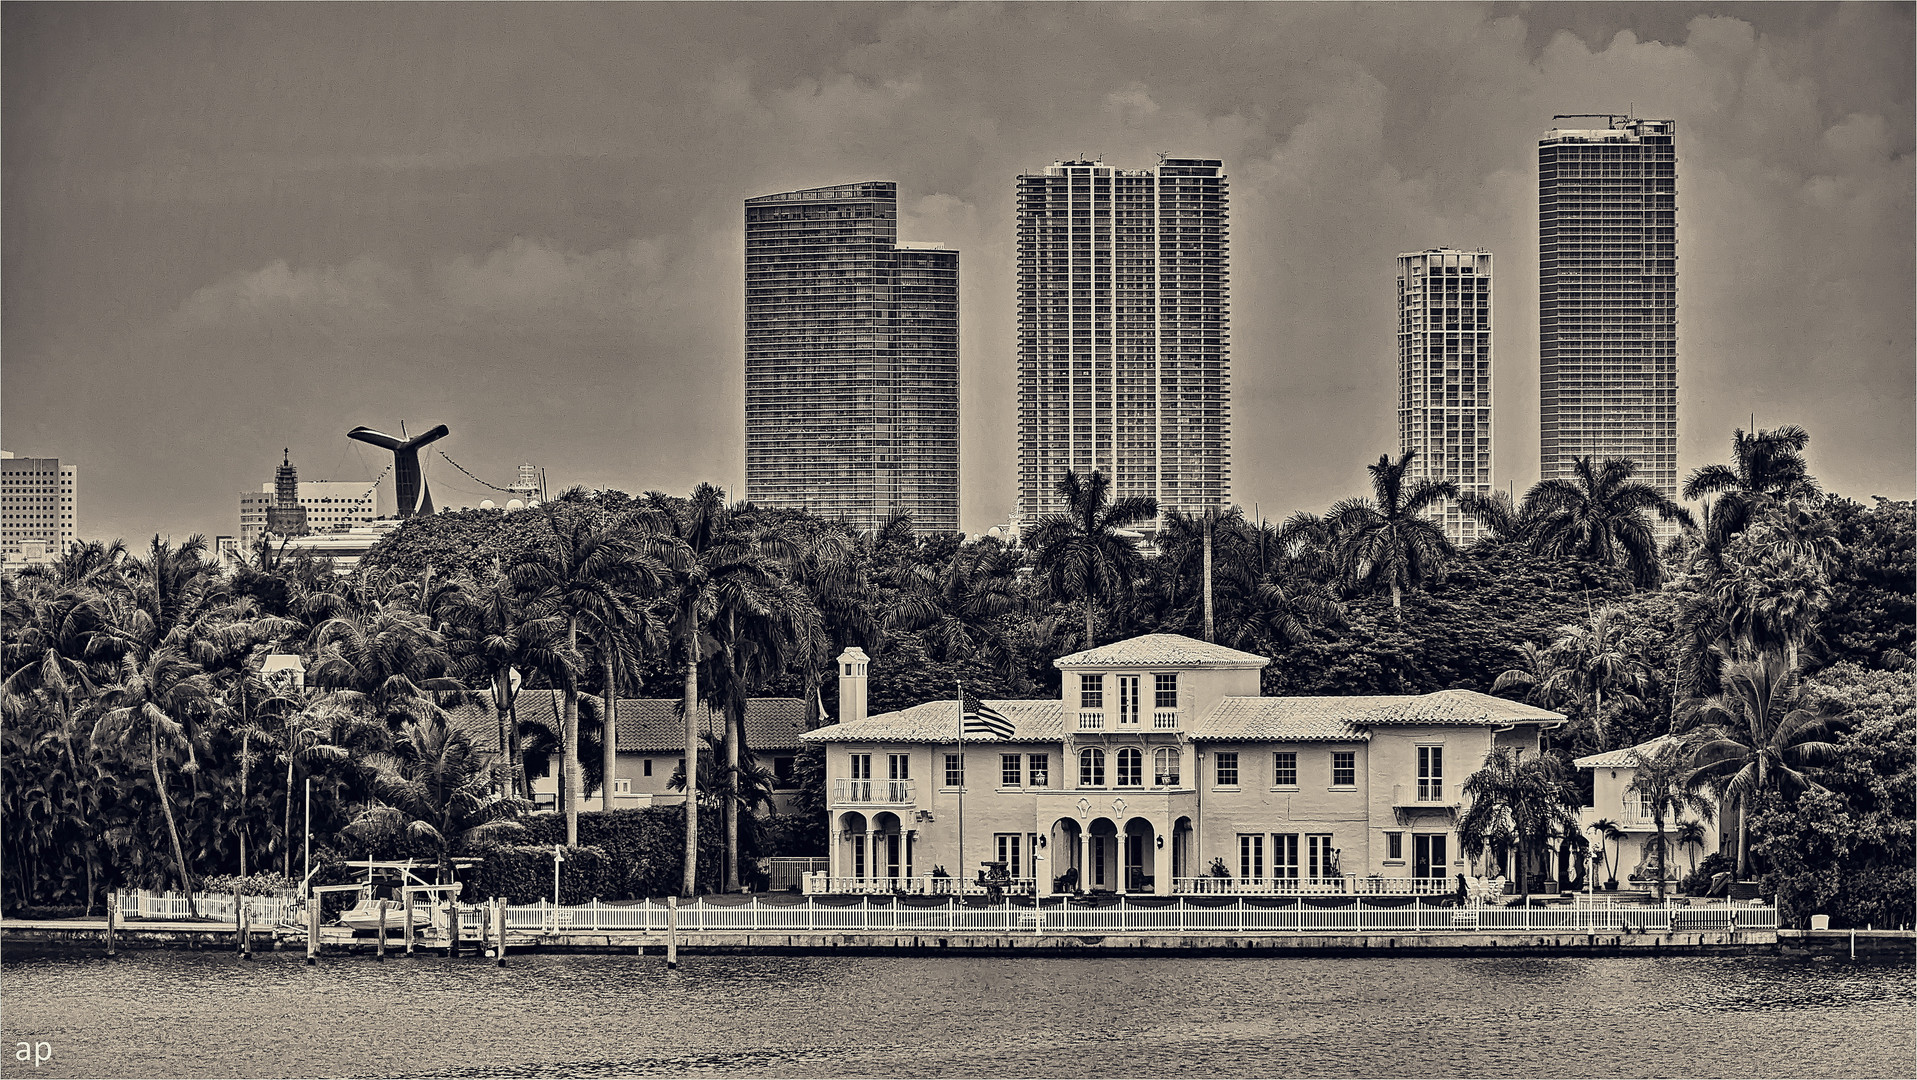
[283,750,297,878]
[1390,581,1402,624]
[725,700,741,893]
[495,694,512,798]
[1593,684,1606,750]
[1735,801,1749,880]
[602,654,617,814]
[1652,815,1667,901]
[681,627,700,898]
[1202,519,1215,643]
[564,616,581,848]
[239,729,250,879]
[1084,600,1095,650]
[507,693,524,799]
[150,727,195,916]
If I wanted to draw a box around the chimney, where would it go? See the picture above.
[837,646,869,726]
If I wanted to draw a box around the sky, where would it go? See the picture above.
[4,2,1912,543]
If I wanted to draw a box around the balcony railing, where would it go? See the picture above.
[1175,875,1357,895]
[1394,784,1457,807]
[1077,710,1105,731]
[1153,709,1180,729]
[833,779,915,804]
[807,875,1037,897]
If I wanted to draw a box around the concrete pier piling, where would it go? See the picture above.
[666,895,679,969]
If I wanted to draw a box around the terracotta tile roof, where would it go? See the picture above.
[1052,633,1270,669]
[438,690,808,754]
[1188,696,1415,742]
[1573,734,1682,769]
[1353,689,1564,727]
[802,699,1064,744]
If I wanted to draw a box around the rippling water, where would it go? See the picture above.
[1,947,1910,1078]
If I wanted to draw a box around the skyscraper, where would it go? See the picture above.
[1015,157,1229,527]
[1397,248,1493,545]
[0,450,77,564]
[1539,116,1679,506]
[744,182,959,534]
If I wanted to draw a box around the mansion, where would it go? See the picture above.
[802,634,1567,896]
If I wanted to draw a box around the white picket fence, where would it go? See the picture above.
[497,896,1779,936]
[114,889,305,923]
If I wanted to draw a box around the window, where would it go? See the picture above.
[1028,754,1049,788]
[1117,674,1140,725]
[944,753,964,788]
[1079,748,1106,787]
[849,753,872,781]
[1079,673,1104,710]
[1153,747,1180,786]
[643,759,653,777]
[1417,746,1442,801]
[1239,834,1265,880]
[772,756,795,788]
[888,753,910,781]
[1386,831,1404,861]
[1637,790,1654,820]
[1001,754,1022,787]
[1272,751,1297,787]
[1272,834,1299,879]
[1331,751,1356,788]
[995,833,1024,879]
[1307,835,1337,880]
[1154,672,1178,709]
[613,778,632,794]
[1214,751,1239,787]
[1414,834,1448,879]
[1116,747,1143,787]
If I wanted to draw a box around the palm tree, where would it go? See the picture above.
[1624,741,1716,900]
[1674,820,1708,879]
[1525,456,1692,588]
[1546,606,1648,751]
[634,483,780,896]
[1026,470,1158,647]
[1682,425,1818,547]
[1457,747,1582,900]
[1490,641,1571,710]
[438,566,568,797]
[1324,451,1458,622]
[1457,489,1536,547]
[348,714,529,885]
[1588,818,1625,888]
[92,645,215,909]
[1681,650,1842,879]
[890,541,1022,670]
[511,503,659,845]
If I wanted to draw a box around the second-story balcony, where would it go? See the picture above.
[1077,710,1105,731]
[1393,783,1457,808]
[833,779,916,805]
[1152,709,1180,730]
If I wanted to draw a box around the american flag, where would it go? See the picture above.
[959,686,1015,739]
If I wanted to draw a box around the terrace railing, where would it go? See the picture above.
[495,896,1779,936]
[113,889,304,923]
[832,779,915,804]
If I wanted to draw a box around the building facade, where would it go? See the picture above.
[804,634,1564,896]
[1398,249,1494,546]
[744,181,959,534]
[1,451,77,562]
[239,480,376,549]
[1539,117,1679,510]
[1575,736,1727,892]
[1015,158,1230,528]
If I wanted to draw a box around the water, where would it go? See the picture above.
[1,948,1910,1078]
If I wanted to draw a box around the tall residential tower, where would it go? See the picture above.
[1015,157,1229,527]
[744,182,959,534]
[1397,249,1493,546]
[1539,117,1679,504]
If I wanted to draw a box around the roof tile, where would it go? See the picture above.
[802,699,1064,744]
[1052,633,1270,669]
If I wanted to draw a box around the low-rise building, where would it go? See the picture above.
[1574,735,1728,891]
[803,633,1565,896]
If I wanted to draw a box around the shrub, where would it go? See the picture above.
[200,871,301,897]
[1679,852,1733,896]
[468,844,611,905]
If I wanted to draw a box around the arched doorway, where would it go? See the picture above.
[872,811,904,885]
[1171,816,1194,885]
[837,811,868,887]
[1048,818,1083,893]
[1087,818,1118,892]
[1123,817,1158,894]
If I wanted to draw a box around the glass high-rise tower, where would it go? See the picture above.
[744,182,959,533]
[1015,157,1229,527]
[1397,248,1493,546]
[1538,117,1679,504]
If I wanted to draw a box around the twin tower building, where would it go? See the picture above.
[745,118,1678,542]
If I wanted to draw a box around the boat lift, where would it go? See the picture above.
[302,858,494,962]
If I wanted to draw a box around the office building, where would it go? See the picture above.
[1539,117,1679,509]
[1015,157,1230,528]
[744,182,959,534]
[1,451,78,563]
[239,478,376,548]
[1397,249,1493,546]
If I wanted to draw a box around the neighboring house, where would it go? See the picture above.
[802,633,1566,896]
[1574,735,1727,889]
[440,690,810,814]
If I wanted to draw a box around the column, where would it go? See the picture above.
[1079,831,1093,893]
[829,820,841,887]
[866,828,880,889]
[1156,820,1171,896]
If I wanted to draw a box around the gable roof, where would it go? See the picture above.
[1053,633,1270,669]
[439,690,809,755]
[801,699,1064,744]
[1353,689,1565,727]
[1573,734,1683,770]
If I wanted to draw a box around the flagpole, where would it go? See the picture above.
[956,680,964,892]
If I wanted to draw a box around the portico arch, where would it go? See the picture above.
[1048,818,1083,893]
[872,811,904,884]
[835,811,869,887]
[1085,817,1119,892]
[1123,817,1159,894]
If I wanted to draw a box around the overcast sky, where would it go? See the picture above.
[5,2,1911,543]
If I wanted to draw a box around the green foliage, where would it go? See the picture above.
[467,843,611,904]
[513,806,732,897]
[1678,851,1733,896]
[1818,497,1915,670]
[1751,664,1916,928]
[199,871,300,897]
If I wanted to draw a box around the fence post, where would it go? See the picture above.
[305,894,319,965]
[496,898,509,967]
[105,893,118,959]
[807,897,815,933]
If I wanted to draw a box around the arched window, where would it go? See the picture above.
[1079,748,1105,788]
[1153,747,1180,787]
[1116,747,1143,787]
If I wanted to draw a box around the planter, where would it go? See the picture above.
[1604,881,1619,891]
